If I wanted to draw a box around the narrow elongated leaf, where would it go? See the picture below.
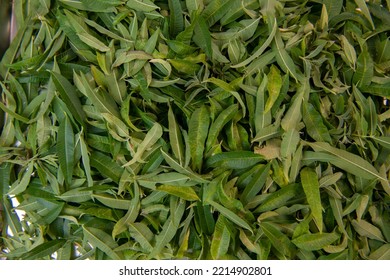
[7,161,34,196]
[300,167,323,232]
[308,142,385,181]
[188,106,210,172]
[168,104,185,166]
[57,115,74,186]
[206,151,264,170]
[92,193,130,210]
[255,183,301,212]
[126,0,159,12]
[21,239,67,260]
[90,151,123,183]
[83,226,121,259]
[260,222,295,258]
[351,219,386,242]
[124,123,163,166]
[211,216,230,260]
[292,232,340,251]
[208,200,252,233]
[302,103,332,143]
[51,72,86,127]
[232,18,277,68]
[128,223,154,252]
[272,30,300,81]
[206,104,238,152]
[202,0,236,27]
[281,129,300,158]
[149,198,185,258]
[265,65,282,112]
[157,185,199,201]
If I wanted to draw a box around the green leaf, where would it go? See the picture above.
[92,193,131,210]
[157,185,199,201]
[206,104,238,152]
[300,167,323,232]
[302,102,332,143]
[260,222,295,258]
[272,30,301,82]
[351,219,386,242]
[188,106,210,172]
[90,151,123,183]
[265,65,282,113]
[7,162,34,196]
[123,122,163,166]
[51,72,86,128]
[168,0,184,37]
[281,129,300,158]
[58,115,74,186]
[149,197,185,258]
[193,15,212,59]
[83,226,122,259]
[168,104,185,166]
[126,0,159,12]
[206,151,264,170]
[202,0,236,27]
[292,232,340,251]
[208,200,253,233]
[369,244,390,260]
[21,239,67,260]
[255,183,301,213]
[128,223,154,253]
[210,216,230,260]
[307,142,385,181]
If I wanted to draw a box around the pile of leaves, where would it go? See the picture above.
[0,0,389,260]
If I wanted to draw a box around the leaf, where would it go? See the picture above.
[353,47,374,87]
[307,142,385,181]
[260,222,295,258]
[168,0,184,37]
[77,32,110,52]
[161,149,209,183]
[255,183,301,212]
[90,151,123,183]
[292,232,340,251]
[202,0,236,27]
[232,18,277,68]
[83,226,122,260]
[206,151,264,170]
[124,122,163,166]
[7,161,34,196]
[272,30,301,82]
[157,185,199,201]
[241,163,271,205]
[168,104,185,166]
[302,102,332,143]
[281,81,306,131]
[149,197,185,258]
[92,193,131,210]
[21,239,67,260]
[265,65,282,113]
[351,219,386,242]
[57,115,74,186]
[206,104,238,152]
[51,72,86,128]
[354,0,375,29]
[281,129,300,158]
[208,200,253,233]
[188,106,210,172]
[210,216,230,260]
[300,167,323,232]
[193,15,212,59]
[74,72,120,118]
[371,136,390,150]
[128,223,154,252]
[369,244,390,260]
[112,185,140,237]
[126,0,160,12]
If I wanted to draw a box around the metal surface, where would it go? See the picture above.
[0,0,12,59]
